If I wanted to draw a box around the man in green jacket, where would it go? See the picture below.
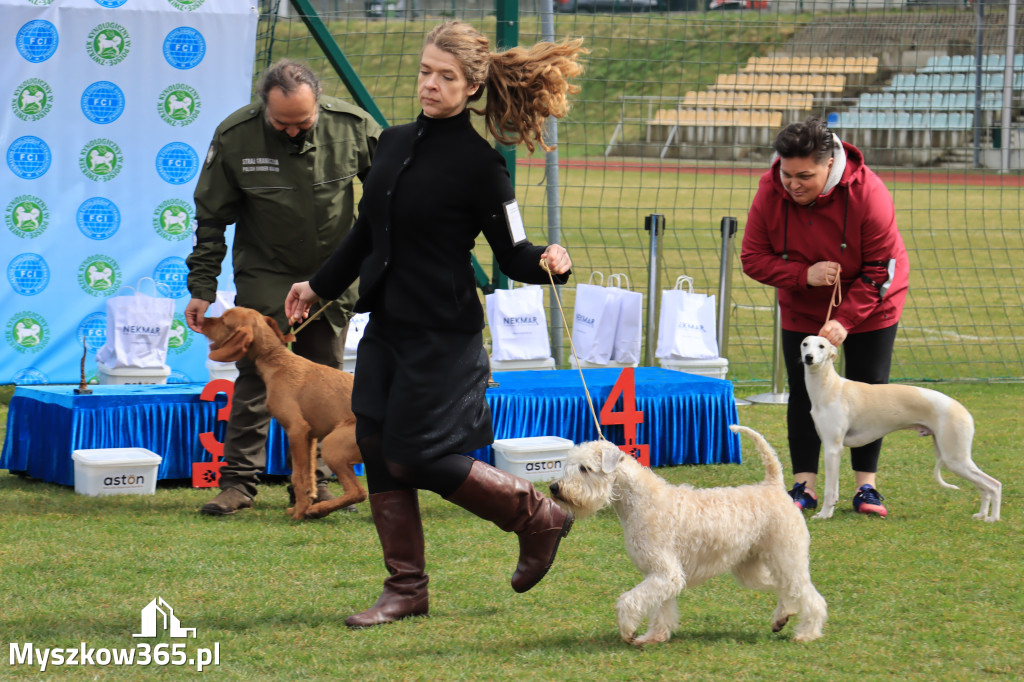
[185,59,380,516]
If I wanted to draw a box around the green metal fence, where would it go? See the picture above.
[255,1,1024,384]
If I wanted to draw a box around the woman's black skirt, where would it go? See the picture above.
[351,314,493,463]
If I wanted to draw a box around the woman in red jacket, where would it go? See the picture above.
[741,117,909,517]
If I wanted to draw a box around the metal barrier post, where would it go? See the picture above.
[717,216,737,357]
[718,216,750,406]
[540,1,563,365]
[643,213,665,367]
[746,301,790,404]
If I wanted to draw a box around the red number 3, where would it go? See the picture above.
[192,378,234,487]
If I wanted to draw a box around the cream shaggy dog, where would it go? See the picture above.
[801,335,1001,522]
[549,426,827,646]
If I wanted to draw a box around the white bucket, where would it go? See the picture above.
[72,447,163,496]
[206,359,239,382]
[568,355,639,369]
[97,362,170,385]
[658,356,729,380]
[490,357,556,371]
[492,436,573,482]
[343,352,357,374]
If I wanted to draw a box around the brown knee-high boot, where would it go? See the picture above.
[445,460,573,593]
[345,489,429,628]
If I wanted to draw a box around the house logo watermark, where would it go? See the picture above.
[8,597,220,672]
[134,597,195,638]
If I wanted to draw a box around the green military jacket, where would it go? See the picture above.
[187,96,380,330]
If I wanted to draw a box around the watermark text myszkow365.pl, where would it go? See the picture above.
[8,597,220,673]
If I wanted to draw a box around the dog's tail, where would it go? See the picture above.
[729,424,784,487]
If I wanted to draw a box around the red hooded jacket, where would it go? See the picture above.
[741,140,909,335]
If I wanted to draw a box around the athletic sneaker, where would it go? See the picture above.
[853,484,888,517]
[788,482,818,511]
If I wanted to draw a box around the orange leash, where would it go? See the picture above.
[823,266,843,325]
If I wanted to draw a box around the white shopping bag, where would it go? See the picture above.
[655,276,719,360]
[345,312,371,354]
[608,274,644,365]
[486,285,551,361]
[205,290,238,376]
[571,272,621,365]
[207,290,236,317]
[96,278,175,369]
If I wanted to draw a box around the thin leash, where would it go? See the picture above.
[289,303,328,336]
[541,260,607,442]
[824,265,843,325]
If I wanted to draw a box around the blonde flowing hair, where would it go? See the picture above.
[423,21,586,154]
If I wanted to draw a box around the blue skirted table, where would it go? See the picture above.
[0,384,274,486]
[469,367,740,467]
[1,368,741,487]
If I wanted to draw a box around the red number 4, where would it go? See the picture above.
[598,367,649,467]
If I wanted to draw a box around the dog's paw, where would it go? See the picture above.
[304,505,331,520]
[811,509,835,520]
[771,615,790,632]
[633,630,670,646]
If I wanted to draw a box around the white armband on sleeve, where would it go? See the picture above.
[503,199,527,246]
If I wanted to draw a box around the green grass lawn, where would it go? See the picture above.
[1,381,1020,679]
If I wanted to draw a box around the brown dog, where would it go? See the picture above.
[201,306,366,520]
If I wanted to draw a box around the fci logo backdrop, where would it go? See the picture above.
[87,23,131,66]
[7,135,51,179]
[16,20,58,63]
[79,139,124,182]
[6,196,49,239]
[77,197,121,240]
[157,84,201,127]
[6,312,50,354]
[1,1,258,385]
[77,255,122,297]
[153,199,193,241]
[7,253,50,296]
[12,78,53,122]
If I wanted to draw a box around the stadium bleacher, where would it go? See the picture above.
[919,53,1024,73]
[642,55,873,157]
[827,53,1021,147]
[640,52,1020,160]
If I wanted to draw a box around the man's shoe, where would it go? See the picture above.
[788,482,818,511]
[314,484,358,512]
[287,483,356,514]
[287,483,337,505]
[200,488,253,516]
[316,484,335,503]
[853,484,887,517]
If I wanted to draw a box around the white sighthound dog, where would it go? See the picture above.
[549,427,827,646]
[801,335,1001,522]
